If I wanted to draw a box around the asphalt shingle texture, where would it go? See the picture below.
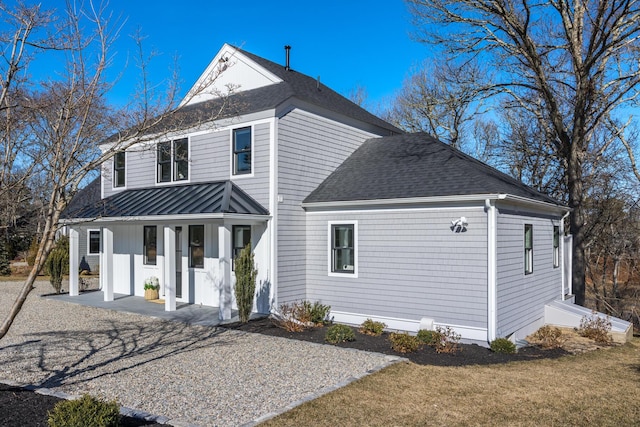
[304,133,563,205]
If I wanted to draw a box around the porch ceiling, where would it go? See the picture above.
[62,180,269,220]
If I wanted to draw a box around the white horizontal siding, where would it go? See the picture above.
[496,210,562,336]
[306,209,488,328]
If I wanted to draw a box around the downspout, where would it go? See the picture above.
[560,210,571,300]
[485,198,497,342]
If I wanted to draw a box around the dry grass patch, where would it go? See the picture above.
[261,339,640,426]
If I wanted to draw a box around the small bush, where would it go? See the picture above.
[578,312,613,345]
[490,338,517,354]
[389,332,420,353]
[45,236,69,294]
[417,329,442,346]
[273,300,331,331]
[48,394,120,427]
[273,302,307,332]
[531,325,565,349]
[359,318,386,336]
[433,326,461,354]
[302,300,331,325]
[325,324,356,344]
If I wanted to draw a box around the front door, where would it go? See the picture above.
[175,226,182,298]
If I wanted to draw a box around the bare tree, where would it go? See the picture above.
[0,1,231,339]
[407,0,640,305]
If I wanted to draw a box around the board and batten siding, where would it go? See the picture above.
[277,110,379,303]
[306,208,488,328]
[496,210,562,337]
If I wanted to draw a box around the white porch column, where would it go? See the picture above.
[218,223,232,321]
[164,226,176,312]
[102,227,114,302]
[68,228,79,296]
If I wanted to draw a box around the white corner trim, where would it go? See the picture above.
[327,220,358,278]
[485,198,497,342]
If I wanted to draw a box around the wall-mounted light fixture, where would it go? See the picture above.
[451,216,468,233]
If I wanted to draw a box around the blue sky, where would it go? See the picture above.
[30,0,431,109]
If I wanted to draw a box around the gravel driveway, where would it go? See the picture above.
[0,281,399,426]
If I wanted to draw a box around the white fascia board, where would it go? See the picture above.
[61,213,271,225]
[303,193,569,214]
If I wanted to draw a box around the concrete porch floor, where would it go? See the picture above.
[46,291,236,327]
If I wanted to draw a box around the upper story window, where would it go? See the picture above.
[330,222,357,277]
[553,226,560,268]
[157,138,189,183]
[233,127,252,175]
[113,152,125,188]
[524,224,533,275]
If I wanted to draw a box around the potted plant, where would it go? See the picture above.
[143,276,160,300]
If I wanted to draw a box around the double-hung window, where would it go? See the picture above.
[189,225,204,269]
[232,225,251,270]
[524,224,533,274]
[232,127,252,175]
[88,230,100,255]
[157,138,189,183]
[553,226,560,268]
[114,152,126,188]
[143,226,157,265]
[330,223,357,276]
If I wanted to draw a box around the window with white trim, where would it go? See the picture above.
[553,225,560,268]
[157,138,188,183]
[331,223,356,275]
[113,152,125,188]
[88,230,100,255]
[189,225,204,269]
[232,127,252,175]
[524,224,533,274]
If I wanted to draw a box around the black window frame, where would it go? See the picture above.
[189,225,204,269]
[524,224,533,275]
[143,226,157,265]
[331,224,355,274]
[88,230,100,255]
[114,151,126,188]
[232,127,252,175]
[173,138,189,181]
[232,225,251,270]
[553,225,560,268]
[157,141,172,183]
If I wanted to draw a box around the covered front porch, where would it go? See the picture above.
[62,181,272,321]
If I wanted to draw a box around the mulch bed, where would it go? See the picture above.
[1,317,570,427]
[0,384,170,427]
[223,316,570,367]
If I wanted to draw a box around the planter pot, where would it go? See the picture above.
[144,289,159,300]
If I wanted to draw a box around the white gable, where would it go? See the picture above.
[181,43,283,106]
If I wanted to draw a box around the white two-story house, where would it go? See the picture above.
[64,44,629,344]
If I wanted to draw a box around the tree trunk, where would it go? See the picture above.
[568,140,586,306]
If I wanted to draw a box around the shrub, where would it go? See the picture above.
[0,239,11,276]
[273,300,331,331]
[273,302,307,332]
[45,236,69,294]
[234,244,258,323]
[578,312,613,345]
[359,318,386,336]
[433,326,461,354]
[325,324,356,344]
[531,325,565,349]
[490,338,517,354]
[389,332,420,353]
[417,329,442,346]
[26,237,39,267]
[300,300,331,325]
[48,394,120,427]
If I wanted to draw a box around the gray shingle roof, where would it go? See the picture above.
[303,133,563,206]
[63,181,268,220]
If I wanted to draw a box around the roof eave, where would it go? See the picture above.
[61,212,271,224]
[303,193,570,213]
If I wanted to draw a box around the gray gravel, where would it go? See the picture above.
[0,281,399,426]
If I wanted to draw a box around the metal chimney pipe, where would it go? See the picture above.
[284,45,291,71]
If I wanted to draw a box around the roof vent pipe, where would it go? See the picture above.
[284,45,291,71]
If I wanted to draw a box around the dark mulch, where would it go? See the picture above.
[223,316,570,366]
[0,384,171,427]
